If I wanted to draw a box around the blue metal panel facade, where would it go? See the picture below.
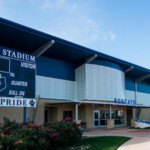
[137,81,150,94]
[36,56,75,81]
[89,60,123,72]
[125,77,135,91]
[125,77,150,94]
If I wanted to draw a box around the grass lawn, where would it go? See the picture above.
[57,136,131,150]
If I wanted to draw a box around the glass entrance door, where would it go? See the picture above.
[94,110,100,128]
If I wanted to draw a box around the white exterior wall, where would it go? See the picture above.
[136,92,150,105]
[75,64,86,100]
[36,75,75,100]
[86,64,125,101]
[75,64,125,101]
[36,65,150,105]
[125,90,150,106]
[125,90,135,100]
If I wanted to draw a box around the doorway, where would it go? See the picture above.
[127,109,132,126]
[93,110,100,128]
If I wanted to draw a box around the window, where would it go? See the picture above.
[98,109,125,126]
[114,110,125,125]
[44,110,48,123]
[63,111,72,120]
[100,110,107,126]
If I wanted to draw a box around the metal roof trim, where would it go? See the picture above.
[44,100,150,108]
[80,101,150,108]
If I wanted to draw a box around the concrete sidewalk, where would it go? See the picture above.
[118,137,150,150]
[83,128,150,150]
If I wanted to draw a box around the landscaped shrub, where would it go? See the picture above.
[0,117,82,150]
[50,117,82,146]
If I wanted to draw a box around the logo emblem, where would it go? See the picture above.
[29,100,35,107]
[0,74,7,92]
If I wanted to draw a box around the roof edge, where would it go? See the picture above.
[0,17,150,73]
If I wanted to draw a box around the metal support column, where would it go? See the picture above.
[135,82,137,104]
[75,104,78,121]
[110,105,112,119]
[132,107,135,120]
[30,107,33,122]
[23,107,27,123]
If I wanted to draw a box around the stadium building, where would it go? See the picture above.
[0,18,150,128]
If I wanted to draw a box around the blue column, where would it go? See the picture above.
[24,107,27,123]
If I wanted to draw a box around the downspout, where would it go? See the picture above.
[85,64,87,100]
[134,82,137,105]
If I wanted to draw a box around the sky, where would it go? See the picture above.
[0,0,150,69]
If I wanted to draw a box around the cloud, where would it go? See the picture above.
[40,0,101,48]
[0,0,116,51]
[42,0,52,9]
[42,0,66,10]
[57,0,65,8]
[104,31,116,41]
[86,19,100,41]
[39,0,117,50]
[0,0,9,18]
[109,31,116,41]
[44,17,100,47]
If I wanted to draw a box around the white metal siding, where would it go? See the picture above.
[75,64,86,100]
[125,90,135,100]
[36,75,75,100]
[125,90,150,106]
[86,64,125,101]
[136,92,150,105]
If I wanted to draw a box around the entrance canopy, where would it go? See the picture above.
[44,99,150,108]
